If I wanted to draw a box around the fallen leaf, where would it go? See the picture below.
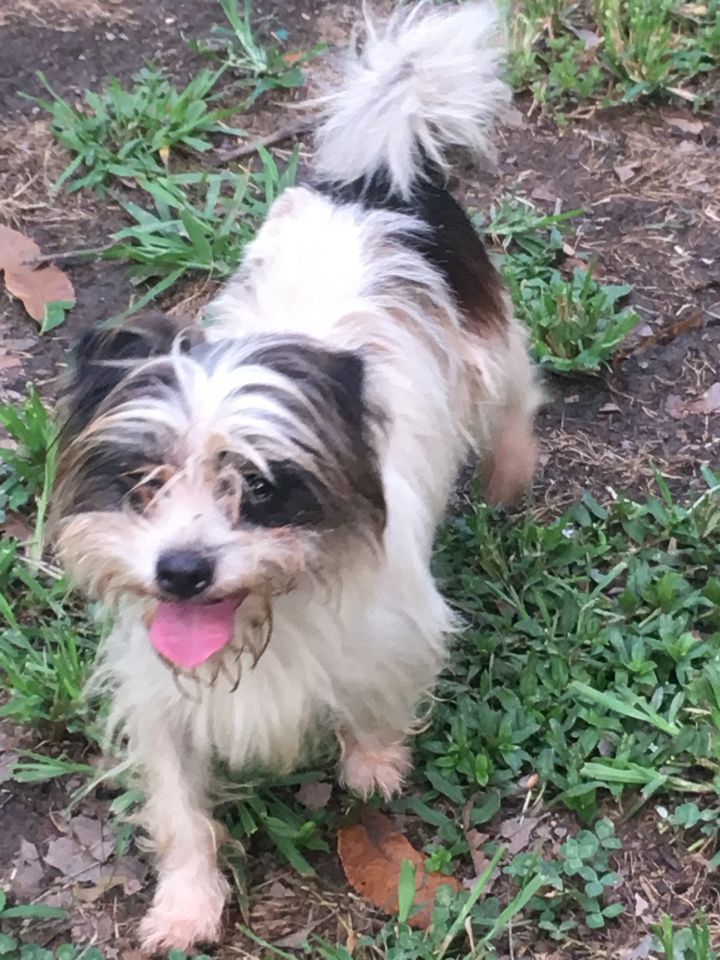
[634,892,650,918]
[613,162,638,183]
[69,814,113,862]
[699,381,720,414]
[498,815,545,855]
[531,183,557,203]
[0,512,33,541]
[4,267,75,323]
[463,829,496,885]
[0,350,22,371]
[666,394,688,419]
[576,27,603,49]
[268,880,293,899]
[275,925,315,949]
[0,224,41,272]
[338,809,461,928]
[11,840,46,899]
[296,780,332,811]
[666,116,704,137]
[45,836,104,883]
[0,224,75,325]
[621,935,654,960]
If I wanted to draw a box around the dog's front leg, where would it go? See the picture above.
[136,725,229,953]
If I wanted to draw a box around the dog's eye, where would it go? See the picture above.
[124,468,168,513]
[244,472,275,503]
[240,462,323,528]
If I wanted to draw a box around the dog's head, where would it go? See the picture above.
[52,313,385,669]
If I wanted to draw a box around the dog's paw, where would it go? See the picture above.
[340,741,412,801]
[139,866,229,953]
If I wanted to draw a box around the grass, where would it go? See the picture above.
[2,382,719,956]
[194,0,325,103]
[106,150,298,312]
[3,0,720,956]
[32,0,319,197]
[34,67,244,194]
[509,0,720,113]
[479,196,641,372]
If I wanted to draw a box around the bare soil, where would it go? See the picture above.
[1,1,720,957]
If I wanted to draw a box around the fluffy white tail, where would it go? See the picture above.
[314,2,509,199]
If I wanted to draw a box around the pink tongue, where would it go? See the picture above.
[149,597,244,669]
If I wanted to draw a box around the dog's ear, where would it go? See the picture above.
[60,312,200,443]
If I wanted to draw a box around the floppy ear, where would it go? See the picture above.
[59,312,201,444]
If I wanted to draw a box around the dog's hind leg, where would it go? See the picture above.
[474,319,542,507]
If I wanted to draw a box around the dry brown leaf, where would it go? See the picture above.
[337,809,461,929]
[700,382,720,414]
[69,814,114,861]
[44,836,105,883]
[621,935,654,960]
[11,840,46,899]
[0,349,22,371]
[4,265,75,323]
[0,223,75,324]
[296,780,332,811]
[0,512,33,541]
[498,815,545,855]
[666,116,704,137]
[575,27,602,49]
[0,224,41,272]
[666,394,688,419]
[613,162,638,183]
[463,828,497,889]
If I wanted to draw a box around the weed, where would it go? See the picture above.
[653,914,718,960]
[478,196,641,371]
[196,0,325,103]
[107,148,298,312]
[413,475,720,830]
[506,818,623,938]
[0,394,96,735]
[0,388,55,525]
[508,0,720,110]
[657,800,720,867]
[34,67,243,193]
[511,266,640,372]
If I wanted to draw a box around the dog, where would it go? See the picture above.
[51,2,540,950]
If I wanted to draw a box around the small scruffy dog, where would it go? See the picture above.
[52,2,540,951]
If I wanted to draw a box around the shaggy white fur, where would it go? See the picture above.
[53,2,541,951]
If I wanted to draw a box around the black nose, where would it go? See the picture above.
[156,550,215,599]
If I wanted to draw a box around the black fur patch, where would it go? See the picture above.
[55,313,198,515]
[197,336,386,533]
[60,312,196,444]
[315,170,507,334]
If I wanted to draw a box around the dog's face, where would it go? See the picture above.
[53,314,385,668]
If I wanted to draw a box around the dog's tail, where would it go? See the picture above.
[314,2,509,199]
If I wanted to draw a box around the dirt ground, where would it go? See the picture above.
[1,0,720,957]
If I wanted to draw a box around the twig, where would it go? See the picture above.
[217,116,314,163]
[23,242,115,268]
